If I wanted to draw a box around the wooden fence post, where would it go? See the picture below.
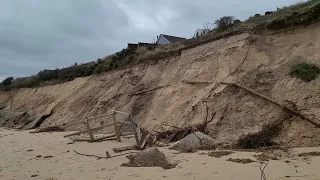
[129,115,140,145]
[84,120,95,142]
[112,111,121,142]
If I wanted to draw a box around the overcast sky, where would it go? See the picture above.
[0,0,303,81]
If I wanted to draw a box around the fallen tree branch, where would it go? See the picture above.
[73,150,106,159]
[229,46,250,77]
[73,150,133,160]
[30,126,64,133]
[139,133,150,149]
[260,162,268,180]
[130,85,168,96]
[110,152,134,158]
[113,146,137,153]
[222,82,320,128]
[162,123,181,129]
[153,111,216,145]
[275,175,310,180]
[182,80,213,85]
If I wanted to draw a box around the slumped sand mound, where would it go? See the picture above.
[121,148,176,169]
[172,132,220,152]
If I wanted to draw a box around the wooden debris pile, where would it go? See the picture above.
[135,108,216,149]
[30,126,65,133]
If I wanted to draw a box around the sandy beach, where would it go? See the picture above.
[0,128,319,180]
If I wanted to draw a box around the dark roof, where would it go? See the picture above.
[138,42,150,45]
[161,34,186,43]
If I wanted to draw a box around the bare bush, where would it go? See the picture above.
[215,16,238,31]
[203,22,214,31]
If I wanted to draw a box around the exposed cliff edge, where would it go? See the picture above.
[1,23,320,148]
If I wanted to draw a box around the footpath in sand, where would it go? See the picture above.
[0,128,320,180]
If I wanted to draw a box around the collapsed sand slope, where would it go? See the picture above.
[1,24,320,147]
[0,33,250,130]
[1,128,320,180]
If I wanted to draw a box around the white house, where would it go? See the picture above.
[156,34,186,45]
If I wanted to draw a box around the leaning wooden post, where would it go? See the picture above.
[112,111,121,142]
[129,115,140,145]
[84,119,95,142]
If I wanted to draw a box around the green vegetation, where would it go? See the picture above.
[1,0,320,90]
[265,0,320,30]
[1,77,13,86]
[214,16,239,31]
[0,77,13,90]
[290,62,320,82]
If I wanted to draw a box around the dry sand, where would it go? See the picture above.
[1,128,320,180]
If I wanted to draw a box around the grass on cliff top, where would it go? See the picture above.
[1,0,320,90]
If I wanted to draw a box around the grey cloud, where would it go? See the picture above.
[0,0,303,79]
[0,0,129,78]
[118,0,305,36]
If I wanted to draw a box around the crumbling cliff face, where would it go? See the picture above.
[1,24,320,147]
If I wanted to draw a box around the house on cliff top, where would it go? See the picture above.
[156,34,186,45]
[127,34,186,49]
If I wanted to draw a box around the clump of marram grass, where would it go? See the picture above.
[290,62,320,82]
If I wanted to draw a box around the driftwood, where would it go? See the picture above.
[113,146,137,153]
[164,132,179,144]
[73,150,133,160]
[139,133,150,149]
[162,123,181,129]
[222,82,320,128]
[73,150,106,159]
[72,133,136,143]
[30,126,64,133]
[152,110,216,145]
[260,162,268,180]
[73,137,116,142]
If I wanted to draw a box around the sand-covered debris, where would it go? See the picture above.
[298,151,320,157]
[121,148,176,169]
[227,158,255,164]
[254,149,291,161]
[30,126,64,133]
[208,151,235,158]
[171,132,220,152]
